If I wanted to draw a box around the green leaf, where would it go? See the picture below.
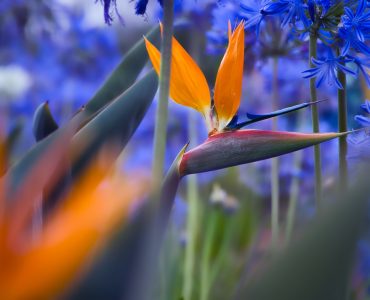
[180,129,348,176]
[70,70,158,176]
[4,70,158,199]
[84,25,160,114]
[42,70,158,209]
[32,101,59,142]
[3,24,159,194]
[4,117,82,200]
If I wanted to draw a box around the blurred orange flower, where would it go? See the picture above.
[0,147,146,300]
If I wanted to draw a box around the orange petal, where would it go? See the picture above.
[0,163,147,300]
[214,21,245,131]
[144,36,211,116]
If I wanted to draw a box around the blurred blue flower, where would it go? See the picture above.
[96,0,122,25]
[97,0,165,21]
[354,115,370,127]
[354,99,370,128]
[361,99,370,114]
[206,0,240,54]
[302,49,356,89]
[346,55,370,87]
[339,26,370,56]
[261,0,310,27]
[341,0,370,42]
[240,0,267,34]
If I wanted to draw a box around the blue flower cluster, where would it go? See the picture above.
[239,0,370,89]
[1,1,121,146]
[205,0,370,89]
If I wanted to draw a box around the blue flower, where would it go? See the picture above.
[361,99,370,114]
[240,0,267,34]
[135,0,149,15]
[261,0,310,27]
[341,0,370,42]
[354,115,370,127]
[338,26,370,56]
[206,0,240,54]
[347,55,370,87]
[302,49,356,89]
[135,0,163,15]
[354,99,370,127]
[96,0,117,25]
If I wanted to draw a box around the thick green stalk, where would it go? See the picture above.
[271,57,279,248]
[152,0,174,186]
[309,33,322,207]
[183,111,200,300]
[336,48,348,192]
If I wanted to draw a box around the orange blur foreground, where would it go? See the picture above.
[0,142,148,300]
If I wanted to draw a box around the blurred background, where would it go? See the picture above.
[1,0,370,299]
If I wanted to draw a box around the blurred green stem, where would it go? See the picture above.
[152,0,174,187]
[183,111,200,300]
[309,32,322,207]
[285,112,304,243]
[183,31,203,300]
[271,57,279,248]
[200,209,220,300]
[336,48,348,193]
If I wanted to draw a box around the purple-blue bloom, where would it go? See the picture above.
[339,26,370,56]
[261,0,310,27]
[347,55,370,86]
[341,0,370,42]
[354,99,370,128]
[206,0,240,54]
[240,0,268,34]
[361,100,370,114]
[96,0,121,25]
[302,49,356,89]
[354,115,370,127]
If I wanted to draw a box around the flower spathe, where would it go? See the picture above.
[144,21,245,134]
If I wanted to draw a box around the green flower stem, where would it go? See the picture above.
[271,57,280,248]
[152,0,174,187]
[209,219,234,284]
[183,111,200,300]
[285,112,304,243]
[309,32,322,207]
[183,31,203,300]
[336,48,348,192]
[200,209,221,300]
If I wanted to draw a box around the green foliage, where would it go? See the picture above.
[85,25,160,114]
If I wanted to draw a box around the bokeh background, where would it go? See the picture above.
[2,0,370,299]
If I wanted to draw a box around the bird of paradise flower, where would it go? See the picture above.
[145,22,245,135]
[144,21,351,177]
